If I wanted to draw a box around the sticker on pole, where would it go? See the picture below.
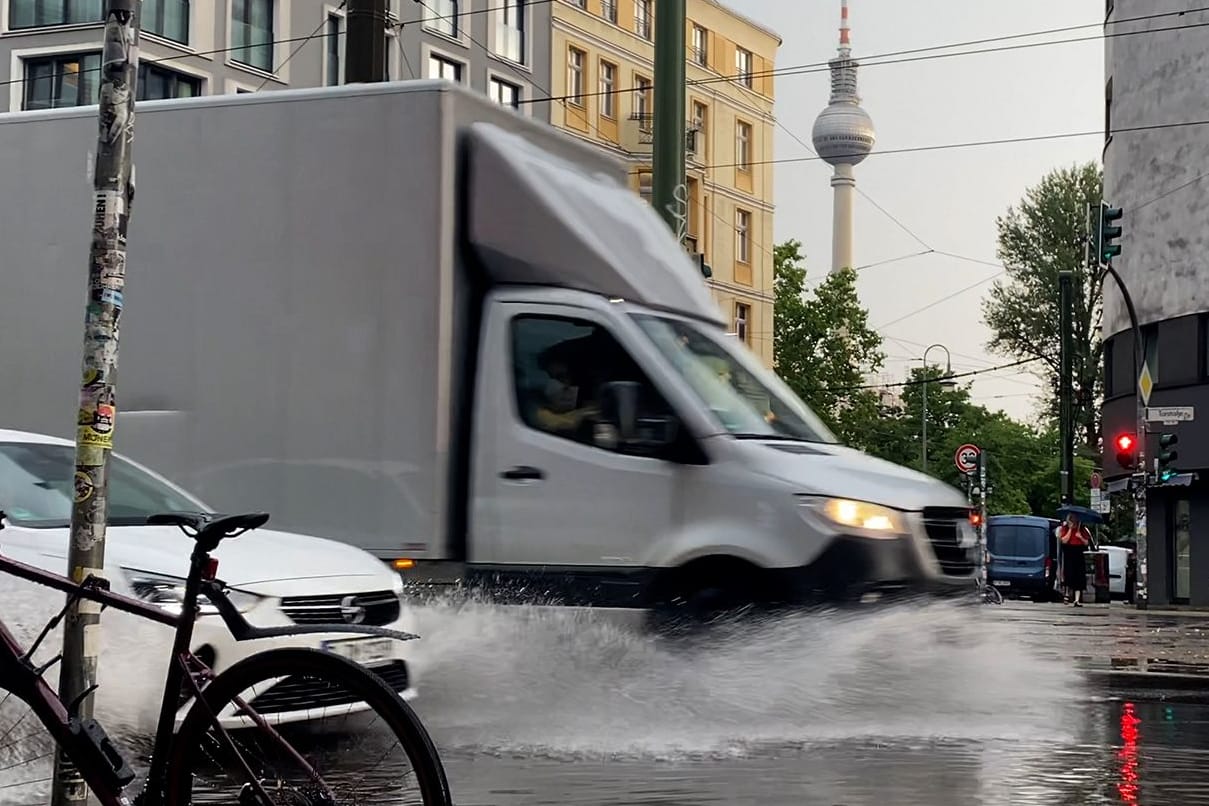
[954,443,981,475]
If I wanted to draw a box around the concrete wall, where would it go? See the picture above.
[1102,0,1209,337]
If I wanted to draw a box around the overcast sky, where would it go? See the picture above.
[724,0,1105,422]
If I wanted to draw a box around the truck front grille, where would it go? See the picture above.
[279,591,401,627]
[921,507,976,577]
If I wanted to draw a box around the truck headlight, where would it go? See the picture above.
[122,569,262,616]
[799,497,908,538]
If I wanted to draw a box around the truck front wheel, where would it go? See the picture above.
[644,558,771,637]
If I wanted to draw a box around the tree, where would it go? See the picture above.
[983,162,1104,449]
[772,240,886,447]
[875,366,1058,516]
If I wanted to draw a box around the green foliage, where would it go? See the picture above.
[771,237,1090,521]
[772,240,886,448]
[983,162,1104,449]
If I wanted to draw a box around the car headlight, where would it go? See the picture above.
[122,569,263,616]
[799,497,908,538]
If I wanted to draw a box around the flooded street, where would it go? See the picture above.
[5,586,1209,805]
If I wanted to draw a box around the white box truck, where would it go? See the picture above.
[0,80,977,618]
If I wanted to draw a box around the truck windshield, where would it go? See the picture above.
[632,314,838,443]
[0,441,201,528]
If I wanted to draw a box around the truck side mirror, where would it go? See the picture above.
[598,381,679,455]
[600,381,640,441]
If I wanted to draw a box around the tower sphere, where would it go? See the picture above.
[811,102,876,166]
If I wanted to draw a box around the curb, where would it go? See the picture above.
[1084,669,1209,690]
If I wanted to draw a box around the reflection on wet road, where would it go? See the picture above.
[430,693,1209,805]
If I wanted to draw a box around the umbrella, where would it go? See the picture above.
[1056,503,1105,525]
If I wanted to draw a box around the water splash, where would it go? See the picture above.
[404,594,1083,758]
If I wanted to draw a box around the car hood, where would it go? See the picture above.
[3,523,396,595]
[736,439,970,511]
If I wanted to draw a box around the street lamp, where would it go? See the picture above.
[920,343,956,473]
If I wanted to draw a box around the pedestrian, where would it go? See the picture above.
[1057,513,1093,607]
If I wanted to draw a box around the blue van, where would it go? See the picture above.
[986,515,1060,601]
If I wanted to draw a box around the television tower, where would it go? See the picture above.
[811,0,876,274]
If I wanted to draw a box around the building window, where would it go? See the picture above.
[142,0,189,44]
[691,101,707,154]
[634,0,651,40]
[423,0,458,38]
[24,52,101,110]
[1105,76,1113,145]
[691,24,708,66]
[735,47,753,88]
[568,0,586,6]
[326,13,343,86]
[735,209,751,264]
[9,0,101,29]
[734,302,750,344]
[490,76,521,108]
[232,0,274,72]
[566,47,585,106]
[427,53,463,82]
[600,0,616,23]
[634,74,652,122]
[1104,338,1115,397]
[491,0,525,64]
[735,120,752,171]
[137,63,201,100]
[598,60,616,118]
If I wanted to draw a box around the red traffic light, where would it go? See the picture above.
[1115,432,1138,469]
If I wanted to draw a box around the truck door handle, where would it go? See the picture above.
[501,465,545,481]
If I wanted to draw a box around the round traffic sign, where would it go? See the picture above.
[1090,471,1103,490]
[954,443,981,475]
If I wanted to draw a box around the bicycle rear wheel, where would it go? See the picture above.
[164,647,451,806]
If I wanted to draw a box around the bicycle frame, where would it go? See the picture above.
[0,544,420,806]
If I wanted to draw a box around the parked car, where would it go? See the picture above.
[986,515,1060,602]
[0,428,416,727]
[1100,544,1135,599]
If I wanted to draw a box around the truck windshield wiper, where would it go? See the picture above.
[732,433,818,443]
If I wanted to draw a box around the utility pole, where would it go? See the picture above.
[977,450,988,587]
[651,0,687,243]
[1090,200,1147,607]
[1058,269,1075,503]
[347,0,388,83]
[51,1,139,804]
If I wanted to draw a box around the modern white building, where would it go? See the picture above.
[1102,0,1209,606]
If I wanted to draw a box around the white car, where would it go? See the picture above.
[0,428,416,727]
[1100,544,1134,598]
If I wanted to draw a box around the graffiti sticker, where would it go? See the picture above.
[74,471,96,503]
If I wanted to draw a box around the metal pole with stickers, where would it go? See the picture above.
[51,3,140,804]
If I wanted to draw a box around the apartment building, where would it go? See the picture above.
[0,0,550,117]
[548,0,780,366]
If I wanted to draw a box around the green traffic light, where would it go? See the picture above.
[1099,203,1124,262]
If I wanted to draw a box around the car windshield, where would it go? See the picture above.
[632,314,838,443]
[0,441,201,528]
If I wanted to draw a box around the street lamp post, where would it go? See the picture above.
[920,343,956,473]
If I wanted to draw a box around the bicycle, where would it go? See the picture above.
[0,509,453,806]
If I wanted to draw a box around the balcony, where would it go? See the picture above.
[621,113,701,160]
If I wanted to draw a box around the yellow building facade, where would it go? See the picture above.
[549,0,780,366]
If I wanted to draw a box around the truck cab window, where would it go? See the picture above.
[511,315,674,454]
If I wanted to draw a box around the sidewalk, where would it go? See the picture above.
[991,600,1209,689]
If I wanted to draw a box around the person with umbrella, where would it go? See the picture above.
[1056,504,1099,607]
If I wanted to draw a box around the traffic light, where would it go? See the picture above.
[1157,433,1180,482]
[1115,432,1138,470]
[1098,202,1123,264]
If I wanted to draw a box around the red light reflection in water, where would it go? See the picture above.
[1117,702,1140,804]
